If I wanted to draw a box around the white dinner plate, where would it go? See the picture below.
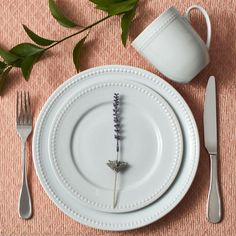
[33,65,199,231]
[48,80,183,212]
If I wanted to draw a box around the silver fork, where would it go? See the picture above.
[16,91,32,219]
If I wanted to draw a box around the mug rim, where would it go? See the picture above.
[132,6,179,51]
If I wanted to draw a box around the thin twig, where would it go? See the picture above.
[113,172,117,208]
[45,15,111,51]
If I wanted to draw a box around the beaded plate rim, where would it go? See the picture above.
[32,65,199,231]
[49,80,183,212]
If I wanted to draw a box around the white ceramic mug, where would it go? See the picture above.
[132,5,211,83]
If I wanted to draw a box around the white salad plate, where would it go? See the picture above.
[33,65,199,231]
[48,79,183,213]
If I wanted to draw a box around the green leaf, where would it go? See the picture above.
[49,0,77,28]
[90,0,137,15]
[23,25,56,46]
[89,0,109,11]
[0,62,9,74]
[21,51,43,80]
[0,61,7,73]
[10,43,44,57]
[9,58,23,68]
[0,48,20,63]
[0,66,12,94]
[89,0,123,11]
[121,6,136,47]
[73,36,87,72]
[108,0,138,15]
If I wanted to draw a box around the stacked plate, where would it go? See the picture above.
[33,65,199,231]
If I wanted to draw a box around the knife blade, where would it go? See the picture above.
[203,76,222,223]
[204,76,217,154]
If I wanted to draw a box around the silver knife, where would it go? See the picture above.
[203,76,222,223]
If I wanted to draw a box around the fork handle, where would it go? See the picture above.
[207,154,222,223]
[18,141,32,219]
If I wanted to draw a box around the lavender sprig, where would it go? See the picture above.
[107,93,128,208]
[113,93,121,153]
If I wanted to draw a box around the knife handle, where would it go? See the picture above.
[207,154,222,223]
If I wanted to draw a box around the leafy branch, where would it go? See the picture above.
[0,0,139,95]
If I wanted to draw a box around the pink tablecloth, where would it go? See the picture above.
[0,0,235,235]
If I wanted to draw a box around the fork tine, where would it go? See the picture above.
[20,91,25,124]
[27,92,32,124]
[27,91,31,115]
[24,91,28,124]
[24,91,27,113]
[16,91,32,124]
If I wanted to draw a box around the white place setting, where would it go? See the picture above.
[33,65,200,230]
[1,1,228,235]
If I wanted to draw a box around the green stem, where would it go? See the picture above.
[45,15,111,51]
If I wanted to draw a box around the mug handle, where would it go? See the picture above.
[184,5,212,49]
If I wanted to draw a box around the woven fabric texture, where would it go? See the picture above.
[0,0,235,235]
